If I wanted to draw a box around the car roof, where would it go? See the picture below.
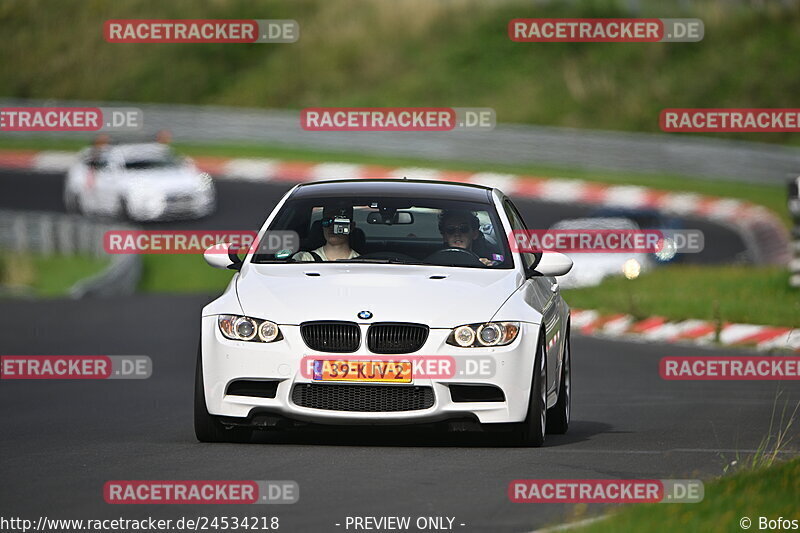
[290,179,495,203]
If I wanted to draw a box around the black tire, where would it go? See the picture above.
[546,330,570,435]
[118,198,134,222]
[194,344,252,443]
[509,332,548,447]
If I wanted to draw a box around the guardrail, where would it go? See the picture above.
[0,210,141,297]
[1,98,799,185]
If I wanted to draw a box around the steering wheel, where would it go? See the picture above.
[424,247,485,267]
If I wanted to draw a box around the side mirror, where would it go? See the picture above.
[533,252,573,277]
[203,243,243,271]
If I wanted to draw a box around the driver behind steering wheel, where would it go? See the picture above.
[293,205,361,262]
[438,209,500,266]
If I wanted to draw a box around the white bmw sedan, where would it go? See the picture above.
[64,143,215,221]
[195,179,573,446]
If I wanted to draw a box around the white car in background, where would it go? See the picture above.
[64,143,216,221]
[550,217,653,289]
[195,179,574,447]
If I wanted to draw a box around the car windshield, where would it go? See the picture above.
[251,195,513,269]
[118,145,183,171]
[123,156,182,170]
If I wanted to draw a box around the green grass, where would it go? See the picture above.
[1,0,800,145]
[563,265,800,328]
[0,136,789,228]
[0,249,231,296]
[574,458,800,533]
[139,254,235,293]
[0,252,109,297]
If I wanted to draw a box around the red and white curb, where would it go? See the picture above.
[0,149,790,265]
[571,309,800,352]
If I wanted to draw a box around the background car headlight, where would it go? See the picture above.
[218,315,283,343]
[654,237,677,262]
[447,322,520,347]
[196,172,214,193]
[622,258,642,280]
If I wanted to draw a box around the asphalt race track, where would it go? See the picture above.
[0,169,790,533]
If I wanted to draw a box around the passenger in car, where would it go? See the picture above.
[293,205,361,262]
[438,209,500,266]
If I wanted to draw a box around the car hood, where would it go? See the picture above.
[121,168,206,195]
[235,263,522,328]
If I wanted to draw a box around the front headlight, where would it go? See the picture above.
[218,315,283,343]
[654,237,677,262]
[447,322,520,347]
[197,173,214,193]
[622,258,641,279]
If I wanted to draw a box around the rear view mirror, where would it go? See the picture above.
[366,211,414,225]
[533,252,573,277]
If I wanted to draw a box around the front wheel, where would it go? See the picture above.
[194,344,252,443]
[508,333,547,447]
[118,197,136,222]
[546,331,570,434]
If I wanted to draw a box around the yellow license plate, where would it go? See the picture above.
[313,360,412,383]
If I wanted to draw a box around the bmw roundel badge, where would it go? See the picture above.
[358,310,373,320]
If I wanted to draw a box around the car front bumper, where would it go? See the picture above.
[200,317,541,426]
[130,191,215,221]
